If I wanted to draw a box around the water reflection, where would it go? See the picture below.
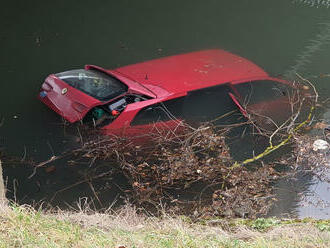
[268,172,314,218]
[298,175,330,219]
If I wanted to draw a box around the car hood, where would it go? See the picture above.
[115,49,269,96]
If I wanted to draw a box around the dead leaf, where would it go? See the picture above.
[314,122,328,129]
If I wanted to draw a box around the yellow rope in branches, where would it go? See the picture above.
[231,105,315,169]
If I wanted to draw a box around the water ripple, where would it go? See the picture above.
[284,22,330,79]
[294,0,330,8]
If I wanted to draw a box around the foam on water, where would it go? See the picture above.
[294,0,330,8]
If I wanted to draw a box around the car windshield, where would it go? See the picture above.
[56,69,128,101]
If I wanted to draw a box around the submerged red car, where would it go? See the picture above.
[38,49,294,137]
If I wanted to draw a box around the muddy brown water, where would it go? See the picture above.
[1,0,330,218]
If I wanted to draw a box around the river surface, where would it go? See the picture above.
[1,0,330,218]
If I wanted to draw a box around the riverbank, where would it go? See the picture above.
[0,204,329,248]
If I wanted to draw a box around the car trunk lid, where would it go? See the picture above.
[38,75,101,123]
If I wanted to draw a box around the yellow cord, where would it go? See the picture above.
[231,106,315,168]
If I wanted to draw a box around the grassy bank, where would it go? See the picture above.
[0,204,329,248]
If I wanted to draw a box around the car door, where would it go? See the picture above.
[128,97,185,139]
[182,83,241,125]
[230,79,295,129]
[102,97,185,141]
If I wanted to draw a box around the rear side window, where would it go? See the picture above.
[131,97,184,126]
[234,80,292,106]
[182,84,237,122]
[131,83,239,126]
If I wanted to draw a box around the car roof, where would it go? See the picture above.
[115,49,269,97]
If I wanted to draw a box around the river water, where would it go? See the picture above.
[1,0,330,218]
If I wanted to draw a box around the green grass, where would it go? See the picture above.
[0,204,329,248]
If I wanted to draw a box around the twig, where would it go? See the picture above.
[87,180,103,207]
[231,77,318,168]
[20,146,27,162]
[50,171,113,202]
[28,155,65,179]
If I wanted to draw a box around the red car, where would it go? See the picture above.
[38,49,293,137]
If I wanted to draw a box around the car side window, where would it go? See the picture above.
[183,84,237,122]
[131,97,185,126]
[233,80,292,106]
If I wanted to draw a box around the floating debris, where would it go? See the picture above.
[312,139,329,151]
[293,135,330,169]
[59,124,280,218]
